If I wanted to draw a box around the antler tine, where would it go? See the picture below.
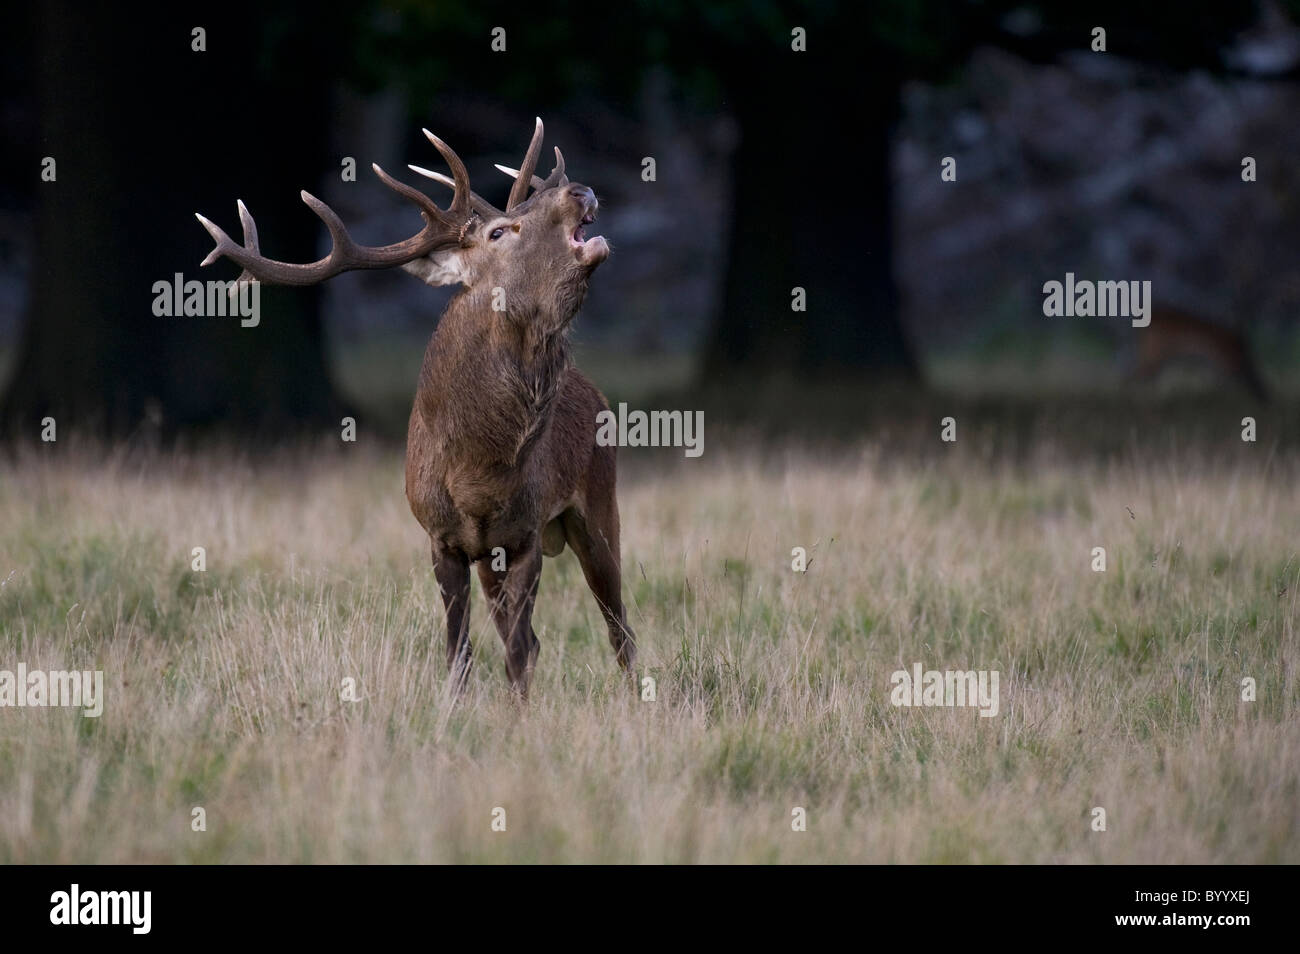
[421,129,472,222]
[507,116,546,211]
[494,164,545,191]
[409,164,503,219]
[195,205,259,297]
[196,211,239,268]
[232,199,260,288]
[537,146,568,191]
[496,142,567,202]
[196,128,478,285]
[301,189,363,255]
[236,199,259,252]
[369,165,446,228]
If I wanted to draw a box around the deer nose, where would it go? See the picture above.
[568,186,596,212]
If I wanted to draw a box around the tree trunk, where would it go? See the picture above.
[2,2,340,440]
[703,50,917,383]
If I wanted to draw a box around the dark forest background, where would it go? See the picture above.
[2,0,1299,443]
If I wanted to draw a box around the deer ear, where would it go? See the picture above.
[401,248,469,287]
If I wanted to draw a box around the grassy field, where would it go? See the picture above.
[0,426,1296,863]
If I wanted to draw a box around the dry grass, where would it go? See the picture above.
[0,437,1296,863]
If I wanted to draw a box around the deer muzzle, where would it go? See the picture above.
[568,187,608,267]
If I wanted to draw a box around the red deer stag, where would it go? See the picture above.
[196,118,636,697]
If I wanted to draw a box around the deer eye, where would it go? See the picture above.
[489,227,505,241]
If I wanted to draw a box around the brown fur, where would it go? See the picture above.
[1132,306,1269,401]
[198,122,636,697]
[401,177,634,697]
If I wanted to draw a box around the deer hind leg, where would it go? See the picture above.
[562,501,637,674]
[432,544,472,691]
[478,540,543,697]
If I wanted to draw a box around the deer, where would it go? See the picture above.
[1129,305,1270,401]
[195,118,636,697]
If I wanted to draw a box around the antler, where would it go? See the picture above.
[490,118,570,211]
[536,145,568,192]
[505,117,546,210]
[407,166,504,219]
[195,129,473,286]
[411,118,573,216]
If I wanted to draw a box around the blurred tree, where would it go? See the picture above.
[3,0,1270,440]
[692,8,915,380]
[2,2,352,438]
[690,0,1261,383]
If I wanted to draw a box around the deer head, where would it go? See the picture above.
[195,118,607,323]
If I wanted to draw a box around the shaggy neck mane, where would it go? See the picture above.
[418,288,575,471]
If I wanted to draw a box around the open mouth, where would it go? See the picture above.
[571,211,595,247]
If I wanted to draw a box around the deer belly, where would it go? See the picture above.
[442,489,548,561]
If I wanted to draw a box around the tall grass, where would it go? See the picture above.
[0,438,1295,862]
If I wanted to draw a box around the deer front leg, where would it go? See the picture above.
[476,561,511,646]
[432,543,472,691]
[491,535,543,697]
